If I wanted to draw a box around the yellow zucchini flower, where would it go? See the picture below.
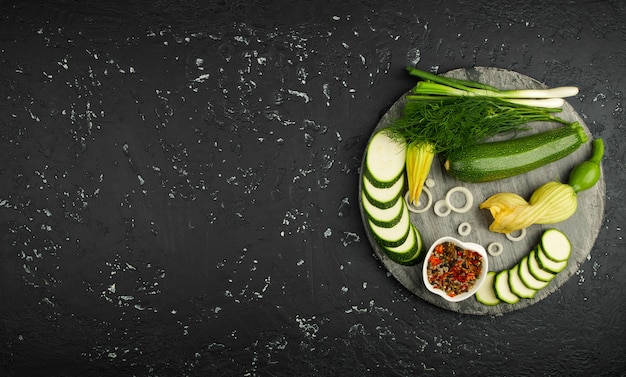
[480,181,578,234]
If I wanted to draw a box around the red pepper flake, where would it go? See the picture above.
[426,241,483,297]
[430,256,442,266]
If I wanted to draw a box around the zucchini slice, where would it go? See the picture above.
[367,201,411,248]
[361,190,404,228]
[364,129,406,188]
[508,264,536,299]
[383,225,424,265]
[362,174,405,209]
[536,245,568,274]
[518,255,549,290]
[494,270,520,304]
[540,228,572,262]
[527,249,556,283]
[475,271,500,306]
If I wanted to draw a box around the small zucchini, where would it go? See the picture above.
[443,122,588,182]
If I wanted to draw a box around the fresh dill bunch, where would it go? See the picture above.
[387,96,570,155]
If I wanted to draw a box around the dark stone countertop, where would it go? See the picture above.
[1,1,624,376]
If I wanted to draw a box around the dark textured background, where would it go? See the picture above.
[1,1,624,376]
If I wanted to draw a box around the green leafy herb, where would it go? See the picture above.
[388,96,572,154]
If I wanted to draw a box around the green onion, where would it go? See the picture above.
[504,98,566,108]
[406,66,500,91]
[405,67,579,106]
[412,81,578,100]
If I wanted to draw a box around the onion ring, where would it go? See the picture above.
[433,199,451,217]
[457,222,472,236]
[404,187,432,214]
[487,242,504,257]
[505,228,527,242]
[445,186,474,213]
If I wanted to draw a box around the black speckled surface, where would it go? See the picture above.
[1,1,624,376]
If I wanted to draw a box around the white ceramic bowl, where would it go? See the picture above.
[422,236,489,303]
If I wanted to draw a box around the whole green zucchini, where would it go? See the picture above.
[443,122,588,182]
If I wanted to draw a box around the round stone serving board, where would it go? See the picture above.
[359,67,605,315]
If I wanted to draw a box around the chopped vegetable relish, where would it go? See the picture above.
[426,241,483,297]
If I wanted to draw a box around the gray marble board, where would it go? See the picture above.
[359,67,606,315]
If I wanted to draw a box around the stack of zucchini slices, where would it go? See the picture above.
[361,129,424,265]
[475,228,571,306]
